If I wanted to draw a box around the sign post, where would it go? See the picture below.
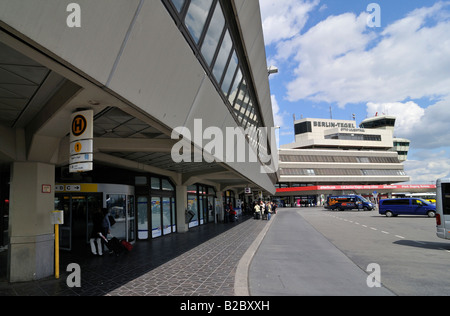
[52,211,64,279]
[70,110,94,173]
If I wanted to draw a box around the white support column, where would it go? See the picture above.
[176,185,188,233]
[8,162,55,282]
[217,191,224,222]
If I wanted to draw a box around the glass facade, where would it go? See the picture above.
[135,175,177,240]
[162,0,264,154]
[280,155,400,164]
[187,184,217,228]
[280,168,407,176]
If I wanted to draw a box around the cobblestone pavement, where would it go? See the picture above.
[0,216,269,296]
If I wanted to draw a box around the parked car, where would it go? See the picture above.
[379,198,436,218]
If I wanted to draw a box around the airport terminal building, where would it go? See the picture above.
[0,0,277,282]
[276,116,410,206]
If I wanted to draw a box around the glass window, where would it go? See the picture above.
[213,30,232,82]
[228,68,242,104]
[185,0,213,43]
[188,194,198,228]
[171,0,186,12]
[208,196,215,222]
[162,197,172,235]
[171,197,177,233]
[151,197,162,238]
[199,195,205,225]
[107,194,127,240]
[151,177,161,190]
[357,157,370,163]
[201,2,225,66]
[442,184,450,215]
[137,197,148,240]
[128,195,135,242]
[162,179,174,191]
[187,185,197,194]
[221,51,238,95]
[163,0,264,142]
[135,176,147,185]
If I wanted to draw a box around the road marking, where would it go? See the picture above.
[326,212,450,255]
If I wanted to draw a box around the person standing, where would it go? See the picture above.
[254,202,261,220]
[90,208,104,256]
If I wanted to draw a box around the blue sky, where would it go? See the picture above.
[259,0,450,183]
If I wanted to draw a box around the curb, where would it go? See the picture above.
[234,214,276,296]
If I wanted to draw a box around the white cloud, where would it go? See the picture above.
[404,151,450,183]
[366,101,425,137]
[366,96,450,148]
[260,0,320,45]
[367,97,450,183]
[261,1,450,183]
[269,1,450,107]
[271,95,285,127]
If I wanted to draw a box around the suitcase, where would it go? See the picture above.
[108,237,124,255]
[121,240,133,252]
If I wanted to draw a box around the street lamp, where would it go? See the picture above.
[268,66,279,76]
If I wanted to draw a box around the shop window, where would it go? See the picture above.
[137,197,148,240]
[151,197,162,238]
[107,194,127,240]
[162,197,172,235]
[188,193,199,228]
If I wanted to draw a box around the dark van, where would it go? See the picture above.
[379,198,436,218]
[327,195,374,211]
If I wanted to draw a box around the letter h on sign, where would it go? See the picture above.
[70,110,93,173]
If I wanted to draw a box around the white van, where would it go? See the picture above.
[436,178,450,240]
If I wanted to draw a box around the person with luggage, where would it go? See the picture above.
[261,201,266,220]
[229,203,236,222]
[90,207,104,256]
[98,208,113,254]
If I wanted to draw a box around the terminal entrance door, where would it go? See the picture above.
[54,193,102,251]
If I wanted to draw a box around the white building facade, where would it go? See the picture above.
[0,0,277,282]
[277,117,409,204]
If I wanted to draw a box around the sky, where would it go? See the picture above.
[259,0,450,184]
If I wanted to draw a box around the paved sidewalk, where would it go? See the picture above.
[0,216,269,296]
[248,209,395,296]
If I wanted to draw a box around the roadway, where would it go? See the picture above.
[249,207,450,296]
